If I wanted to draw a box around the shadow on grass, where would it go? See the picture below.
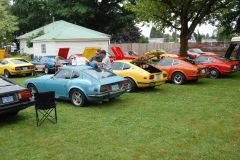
[0,114,27,126]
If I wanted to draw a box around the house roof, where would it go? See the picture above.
[17,20,110,41]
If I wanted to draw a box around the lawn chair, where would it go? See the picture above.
[34,91,57,127]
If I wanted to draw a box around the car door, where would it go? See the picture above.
[45,69,72,98]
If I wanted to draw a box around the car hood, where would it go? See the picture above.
[0,84,24,94]
[99,76,125,85]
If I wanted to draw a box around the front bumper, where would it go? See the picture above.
[0,99,35,115]
[88,89,126,101]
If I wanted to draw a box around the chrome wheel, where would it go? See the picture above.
[70,89,86,106]
[4,70,10,78]
[209,68,220,79]
[172,72,185,85]
[44,68,49,74]
[126,78,136,92]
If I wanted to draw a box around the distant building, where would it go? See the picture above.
[17,20,110,57]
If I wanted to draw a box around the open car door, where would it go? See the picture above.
[224,43,237,59]
[58,48,69,59]
[82,47,101,60]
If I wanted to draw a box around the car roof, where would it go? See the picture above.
[61,65,93,71]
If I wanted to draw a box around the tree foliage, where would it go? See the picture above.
[11,0,141,43]
[126,0,232,55]
[26,30,44,48]
[0,0,18,47]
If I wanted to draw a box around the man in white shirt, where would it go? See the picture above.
[99,50,112,71]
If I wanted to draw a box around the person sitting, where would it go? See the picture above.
[90,50,103,63]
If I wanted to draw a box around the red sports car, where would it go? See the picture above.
[168,48,216,59]
[155,57,208,84]
[195,55,239,78]
[111,47,139,60]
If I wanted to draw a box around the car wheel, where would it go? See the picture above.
[27,84,38,97]
[44,67,49,74]
[4,70,11,78]
[209,68,220,79]
[126,78,137,92]
[172,72,185,85]
[70,89,86,107]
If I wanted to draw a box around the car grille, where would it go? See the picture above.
[0,93,19,106]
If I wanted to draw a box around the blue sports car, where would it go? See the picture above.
[24,66,129,106]
[32,56,69,74]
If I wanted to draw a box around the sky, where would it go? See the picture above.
[138,23,217,37]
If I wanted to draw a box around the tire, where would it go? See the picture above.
[4,70,11,78]
[209,68,220,79]
[70,89,86,107]
[126,78,137,92]
[172,72,186,85]
[44,67,49,74]
[27,84,38,97]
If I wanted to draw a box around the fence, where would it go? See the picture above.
[109,43,180,54]
[109,41,240,55]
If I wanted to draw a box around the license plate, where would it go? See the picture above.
[111,84,119,91]
[22,67,28,70]
[2,96,14,104]
[156,74,160,79]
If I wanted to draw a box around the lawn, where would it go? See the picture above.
[0,73,240,160]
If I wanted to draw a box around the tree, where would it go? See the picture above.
[0,0,18,48]
[194,31,202,42]
[11,0,141,43]
[215,0,240,36]
[126,0,231,55]
[150,27,164,38]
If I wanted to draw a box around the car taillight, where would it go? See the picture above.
[18,90,32,101]
[100,85,110,92]
[149,75,154,79]
[15,67,21,71]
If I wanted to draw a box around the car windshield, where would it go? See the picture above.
[184,58,198,65]
[84,69,116,79]
[10,59,29,64]
[0,77,14,87]
[191,49,203,53]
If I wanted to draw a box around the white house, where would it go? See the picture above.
[17,20,110,57]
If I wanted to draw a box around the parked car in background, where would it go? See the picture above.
[32,56,69,74]
[188,48,216,58]
[155,57,208,84]
[25,66,129,106]
[0,76,34,116]
[67,54,82,63]
[0,58,34,78]
[112,60,167,92]
[195,55,239,78]
[111,47,139,60]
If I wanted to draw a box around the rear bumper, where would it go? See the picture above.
[10,70,33,75]
[0,99,35,115]
[88,89,126,101]
[137,80,166,88]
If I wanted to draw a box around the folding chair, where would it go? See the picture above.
[34,91,57,127]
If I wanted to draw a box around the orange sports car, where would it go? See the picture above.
[155,57,209,84]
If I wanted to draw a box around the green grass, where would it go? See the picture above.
[1,73,240,160]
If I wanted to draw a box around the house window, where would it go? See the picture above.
[41,44,46,54]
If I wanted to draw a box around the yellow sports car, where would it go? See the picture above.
[144,50,178,60]
[111,60,168,92]
[0,58,34,78]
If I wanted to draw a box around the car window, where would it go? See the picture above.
[54,69,72,79]
[10,59,29,64]
[208,57,216,62]
[172,60,181,66]
[123,63,131,70]
[1,60,8,65]
[158,59,173,66]
[84,69,116,79]
[71,71,80,79]
[112,62,124,70]
[195,57,209,63]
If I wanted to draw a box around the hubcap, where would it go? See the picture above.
[4,71,9,78]
[174,74,182,84]
[72,91,82,105]
[210,70,217,78]
[45,68,48,74]
[126,81,132,92]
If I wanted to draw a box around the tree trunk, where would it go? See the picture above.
[179,32,188,56]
